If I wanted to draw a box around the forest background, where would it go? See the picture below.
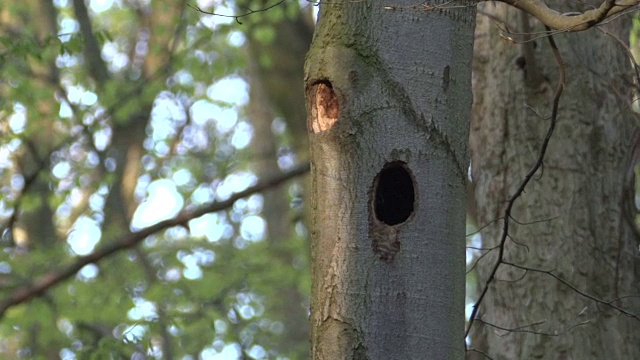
[0,0,639,359]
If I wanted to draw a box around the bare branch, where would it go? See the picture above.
[0,162,310,319]
[225,0,640,35]
[386,1,638,32]
[490,0,639,31]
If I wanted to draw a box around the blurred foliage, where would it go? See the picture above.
[0,0,311,358]
[630,15,640,61]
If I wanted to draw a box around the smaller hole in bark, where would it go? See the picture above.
[309,80,339,133]
[442,65,450,91]
[374,162,415,225]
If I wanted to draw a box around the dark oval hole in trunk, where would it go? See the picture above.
[374,162,415,225]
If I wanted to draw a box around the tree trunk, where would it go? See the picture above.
[245,34,312,359]
[10,0,60,250]
[469,2,640,358]
[306,2,476,358]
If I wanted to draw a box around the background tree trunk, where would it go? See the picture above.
[10,0,60,250]
[243,4,314,356]
[469,2,640,358]
[306,2,476,358]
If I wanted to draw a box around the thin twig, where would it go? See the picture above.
[503,261,640,320]
[467,347,494,360]
[476,317,591,336]
[465,25,566,339]
[188,0,287,24]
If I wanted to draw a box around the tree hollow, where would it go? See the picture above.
[373,161,415,225]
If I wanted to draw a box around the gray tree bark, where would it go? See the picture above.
[469,2,640,358]
[305,1,476,358]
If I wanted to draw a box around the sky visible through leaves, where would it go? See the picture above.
[64,2,256,354]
